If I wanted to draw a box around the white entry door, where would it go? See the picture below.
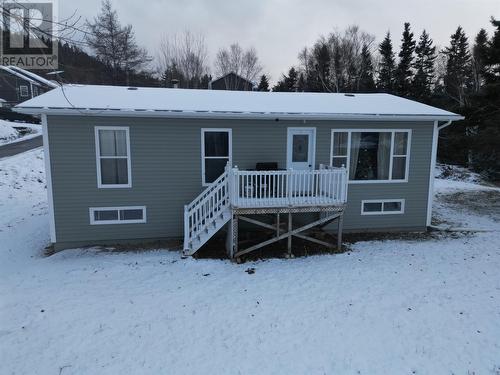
[287,128,316,196]
[287,128,316,171]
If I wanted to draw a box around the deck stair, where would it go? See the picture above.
[184,164,348,257]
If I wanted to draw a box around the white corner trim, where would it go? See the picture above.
[95,126,132,188]
[89,206,147,225]
[41,114,56,243]
[426,121,439,226]
[361,199,406,215]
[200,128,232,187]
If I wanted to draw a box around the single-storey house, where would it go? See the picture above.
[0,66,57,107]
[14,85,463,258]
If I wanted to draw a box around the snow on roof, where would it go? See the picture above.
[0,66,41,86]
[14,84,463,121]
[7,66,59,88]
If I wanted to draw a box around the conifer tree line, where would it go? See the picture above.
[5,0,498,179]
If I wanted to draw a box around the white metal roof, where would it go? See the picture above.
[14,84,463,121]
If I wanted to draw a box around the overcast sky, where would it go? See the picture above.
[61,0,499,83]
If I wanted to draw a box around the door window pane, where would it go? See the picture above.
[204,132,229,157]
[292,134,308,162]
[205,158,229,183]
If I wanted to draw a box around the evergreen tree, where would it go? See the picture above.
[86,0,150,84]
[395,23,416,96]
[376,32,396,92]
[257,74,270,91]
[358,43,376,92]
[472,29,489,92]
[412,30,436,102]
[273,67,299,92]
[297,73,307,92]
[443,26,473,106]
[469,18,500,178]
[484,18,500,83]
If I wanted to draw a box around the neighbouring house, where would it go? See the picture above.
[0,66,58,107]
[210,72,255,91]
[14,85,463,258]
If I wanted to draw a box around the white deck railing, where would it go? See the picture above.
[184,164,348,250]
[229,165,348,208]
[184,167,231,249]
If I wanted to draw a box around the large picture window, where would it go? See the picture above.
[95,126,131,188]
[201,129,232,185]
[331,130,411,182]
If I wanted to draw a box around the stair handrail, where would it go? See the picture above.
[184,163,232,249]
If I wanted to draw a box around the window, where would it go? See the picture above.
[33,86,39,96]
[19,85,29,97]
[331,130,411,183]
[361,199,405,215]
[201,129,232,185]
[95,127,131,188]
[89,206,146,225]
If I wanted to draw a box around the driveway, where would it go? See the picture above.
[0,135,42,158]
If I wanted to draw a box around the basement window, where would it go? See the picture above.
[89,206,146,225]
[361,199,405,215]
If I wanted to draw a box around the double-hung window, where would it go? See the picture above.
[331,130,411,182]
[201,129,232,185]
[95,126,131,188]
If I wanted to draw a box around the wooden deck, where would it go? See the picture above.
[184,165,348,258]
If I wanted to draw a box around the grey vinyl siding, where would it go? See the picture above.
[47,115,434,248]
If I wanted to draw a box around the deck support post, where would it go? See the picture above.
[231,213,238,259]
[337,214,343,251]
[287,212,292,257]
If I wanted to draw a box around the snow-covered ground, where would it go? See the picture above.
[0,119,41,145]
[1,150,499,374]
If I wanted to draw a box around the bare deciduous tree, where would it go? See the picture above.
[157,31,210,88]
[214,43,262,89]
[298,25,375,92]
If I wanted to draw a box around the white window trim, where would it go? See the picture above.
[330,129,412,184]
[89,206,146,225]
[95,126,132,188]
[201,128,232,186]
[361,199,406,215]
